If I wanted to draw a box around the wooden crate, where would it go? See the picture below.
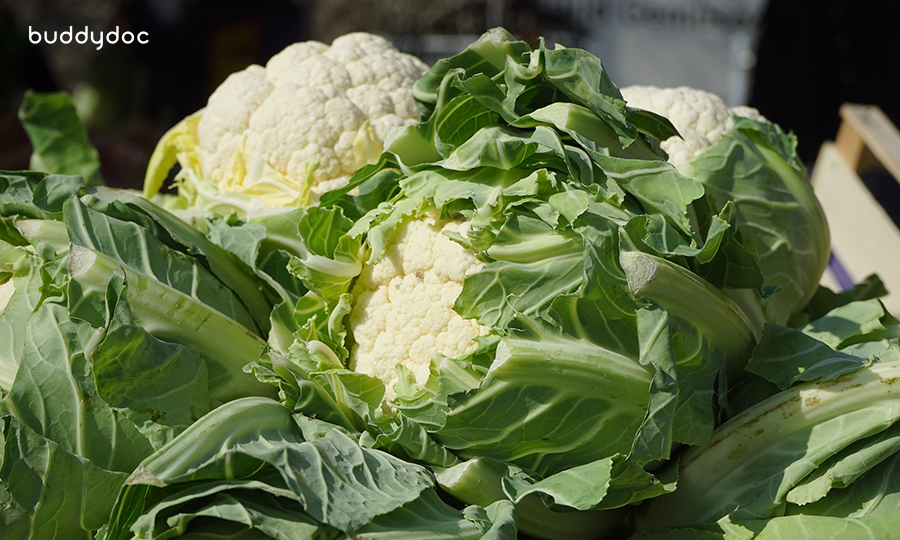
[810,104,900,314]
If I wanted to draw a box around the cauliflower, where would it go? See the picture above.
[622,85,830,327]
[348,212,489,400]
[620,85,766,171]
[145,33,428,216]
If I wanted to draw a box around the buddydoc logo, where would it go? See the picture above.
[29,26,148,50]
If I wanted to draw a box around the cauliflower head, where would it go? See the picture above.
[620,85,766,171]
[145,33,428,216]
[348,211,489,401]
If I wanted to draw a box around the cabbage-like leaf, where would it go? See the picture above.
[632,452,900,539]
[1,172,85,246]
[67,244,272,403]
[435,457,625,540]
[17,91,102,187]
[0,415,128,538]
[0,247,45,390]
[7,303,154,472]
[79,187,278,333]
[785,421,900,506]
[1,298,212,537]
[104,398,514,540]
[65,197,263,334]
[687,117,830,324]
[787,448,900,518]
[638,361,900,529]
[746,299,895,390]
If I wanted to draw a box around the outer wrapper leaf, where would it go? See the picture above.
[0,416,128,538]
[639,361,900,530]
[7,303,154,473]
[18,91,103,187]
[633,453,900,539]
[687,117,830,324]
[105,398,506,539]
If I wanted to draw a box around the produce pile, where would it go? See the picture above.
[2,28,898,540]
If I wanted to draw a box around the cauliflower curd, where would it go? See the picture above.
[348,213,489,400]
[620,85,765,171]
[145,33,428,214]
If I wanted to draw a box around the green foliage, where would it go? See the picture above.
[0,27,855,540]
[687,117,830,325]
[281,27,785,540]
[18,91,103,186]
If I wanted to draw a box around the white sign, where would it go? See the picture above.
[538,0,770,106]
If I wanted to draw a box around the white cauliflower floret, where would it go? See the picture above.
[348,212,489,401]
[145,33,428,214]
[196,66,275,184]
[620,85,766,171]
[200,33,427,199]
[239,84,366,195]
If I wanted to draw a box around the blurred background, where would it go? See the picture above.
[1,0,898,191]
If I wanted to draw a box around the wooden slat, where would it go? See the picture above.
[811,142,900,315]
[835,104,900,180]
[834,117,868,170]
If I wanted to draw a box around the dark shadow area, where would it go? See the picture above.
[2,0,897,193]
[1,0,309,188]
[749,0,900,165]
